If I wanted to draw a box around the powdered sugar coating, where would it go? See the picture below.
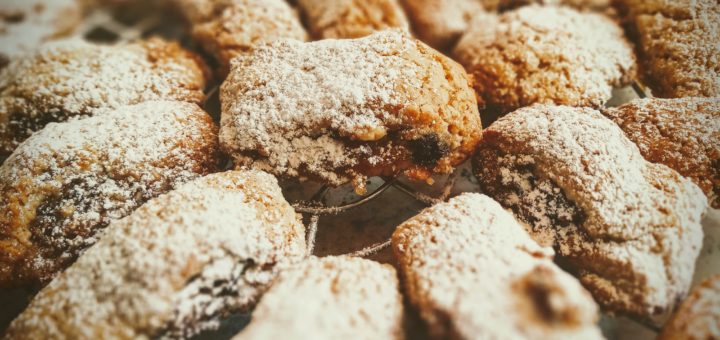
[234,256,403,340]
[659,274,720,340]
[0,37,208,156]
[604,97,720,208]
[392,193,603,339]
[298,0,409,39]
[4,170,306,339]
[473,104,708,317]
[220,30,482,191]
[0,100,219,288]
[0,0,82,66]
[453,5,636,114]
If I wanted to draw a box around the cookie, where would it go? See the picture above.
[616,0,720,98]
[174,0,307,76]
[473,104,707,318]
[4,170,307,339]
[220,30,482,194]
[392,193,603,339]
[298,0,409,39]
[0,0,83,67]
[659,274,720,340]
[453,5,635,115]
[234,256,403,340]
[604,97,720,208]
[0,37,208,157]
[0,100,219,288]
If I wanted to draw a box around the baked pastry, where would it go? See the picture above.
[604,97,720,208]
[0,100,219,288]
[615,0,719,98]
[473,104,708,318]
[220,30,482,194]
[0,37,208,157]
[659,274,720,340]
[0,0,83,67]
[392,193,603,339]
[453,5,636,115]
[4,170,307,339]
[399,0,612,51]
[298,0,409,39]
[173,0,307,76]
[234,256,403,340]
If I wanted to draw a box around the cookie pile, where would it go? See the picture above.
[0,0,717,339]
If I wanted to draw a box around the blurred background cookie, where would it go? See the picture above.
[0,100,219,289]
[659,274,720,340]
[297,0,409,40]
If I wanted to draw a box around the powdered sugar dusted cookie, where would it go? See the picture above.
[659,274,720,340]
[453,5,635,115]
[604,97,720,208]
[0,101,219,288]
[392,193,603,339]
[234,256,403,340]
[298,0,409,39]
[174,0,307,76]
[473,104,708,317]
[220,30,482,194]
[4,170,307,339]
[0,38,208,157]
[616,0,720,98]
[0,0,83,67]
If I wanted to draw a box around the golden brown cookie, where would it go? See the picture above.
[399,0,612,51]
[604,97,720,208]
[173,0,308,77]
[0,37,208,157]
[615,0,719,98]
[298,0,409,40]
[0,0,83,67]
[4,170,307,339]
[220,30,482,194]
[0,100,219,289]
[473,104,708,318]
[233,256,403,340]
[659,274,720,340]
[453,5,636,116]
[392,193,603,339]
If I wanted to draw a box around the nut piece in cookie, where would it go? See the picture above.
[473,104,708,318]
[615,0,720,98]
[0,101,219,289]
[4,170,307,339]
[220,30,482,194]
[604,97,720,208]
[392,193,603,339]
[659,274,720,340]
[173,0,308,77]
[233,256,403,340]
[298,0,409,40]
[0,37,209,157]
[453,5,636,116]
[0,0,83,67]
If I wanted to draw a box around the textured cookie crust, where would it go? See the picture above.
[298,0,409,40]
[473,104,707,318]
[392,193,603,339]
[616,0,720,98]
[220,30,482,193]
[453,5,636,114]
[659,274,720,340]
[604,97,720,208]
[0,0,83,67]
[0,101,219,289]
[234,256,403,340]
[0,37,208,157]
[4,170,307,339]
[176,0,307,77]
